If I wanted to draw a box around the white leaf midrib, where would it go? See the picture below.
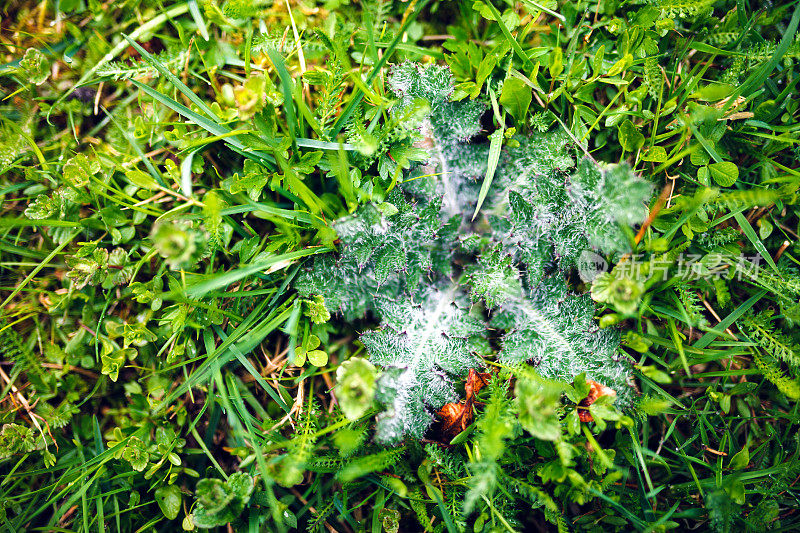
[407,285,458,372]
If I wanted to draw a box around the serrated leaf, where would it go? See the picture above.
[203,191,226,249]
[373,243,407,284]
[363,285,484,443]
[496,276,631,403]
[192,473,253,529]
[24,194,59,220]
[516,377,562,441]
[295,191,445,318]
[467,247,520,308]
[18,48,49,85]
[101,348,132,382]
[221,159,270,201]
[294,63,653,438]
[63,153,100,188]
[504,158,651,273]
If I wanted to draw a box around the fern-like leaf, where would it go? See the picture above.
[295,191,445,319]
[741,312,800,369]
[648,0,715,18]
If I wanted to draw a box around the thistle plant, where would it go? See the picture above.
[297,63,653,443]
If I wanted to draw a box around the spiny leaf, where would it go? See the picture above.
[363,285,484,443]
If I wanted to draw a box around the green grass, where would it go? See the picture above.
[2,0,800,531]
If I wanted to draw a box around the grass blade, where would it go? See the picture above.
[471,128,503,221]
[733,211,779,274]
[184,246,330,299]
[328,0,430,138]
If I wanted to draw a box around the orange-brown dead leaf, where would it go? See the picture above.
[577,380,617,423]
[436,369,492,440]
[464,368,491,397]
[437,401,473,438]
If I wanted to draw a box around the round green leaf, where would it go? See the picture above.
[708,161,738,187]
[618,119,645,152]
[155,484,182,520]
[335,358,378,421]
[641,145,667,162]
[307,349,328,367]
[691,147,710,166]
[758,218,774,240]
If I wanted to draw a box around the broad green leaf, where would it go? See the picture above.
[126,169,160,190]
[516,378,562,441]
[549,46,563,78]
[592,45,605,77]
[693,83,735,102]
[618,119,645,152]
[155,485,182,520]
[641,145,667,162]
[607,53,633,77]
[473,54,497,97]
[759,218,774,240]
[499,77,532,124]
[708,161,739,187]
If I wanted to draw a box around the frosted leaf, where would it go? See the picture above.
[495,276,631,404]
[387,63,487,215]
[388,62,454,110]
[295,62,655,438]
[430,99,485,141]
[500,131,576,189]
[295,190,449,319]
[362,285,484,443]
[467,247,521,309]
[294,255,401,321]
[501,157,652,273]
[387,61,485,141]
